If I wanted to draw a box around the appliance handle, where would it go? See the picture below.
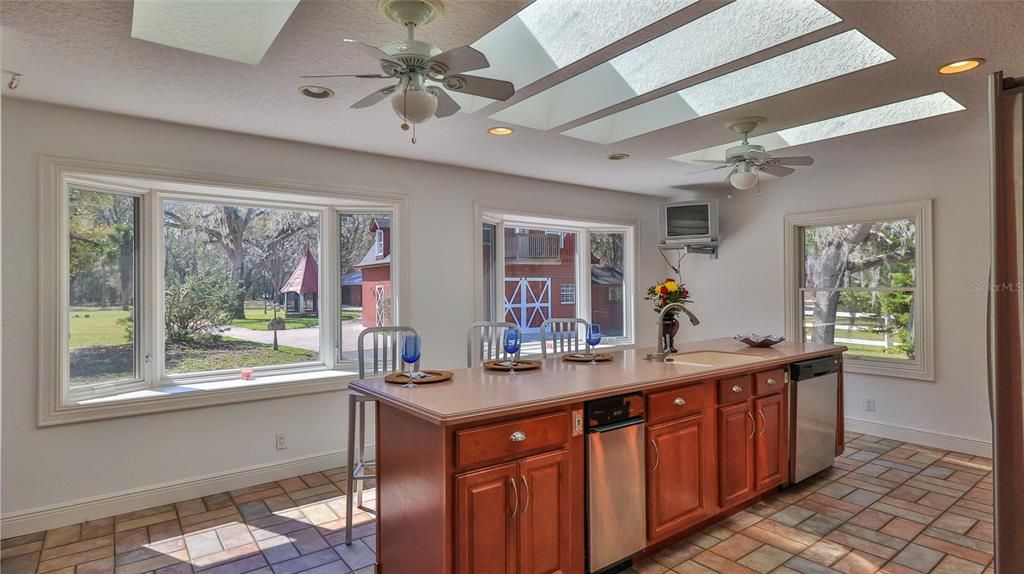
[650,439,660,471]
[588,417,645,433]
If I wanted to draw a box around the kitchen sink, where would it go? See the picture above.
[664,350,763,368]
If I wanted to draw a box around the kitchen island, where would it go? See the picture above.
[350,337,845,574]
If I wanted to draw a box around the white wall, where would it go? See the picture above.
[675,115,993,454]
[0,99,665,519]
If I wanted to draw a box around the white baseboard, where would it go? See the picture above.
[1,446,374,538]
[845,417,992,458]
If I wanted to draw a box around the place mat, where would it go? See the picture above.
[483,359,542,372]
[561,352,614,363]
[384,370,454,385]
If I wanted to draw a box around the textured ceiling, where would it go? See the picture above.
[2,0,1023,196]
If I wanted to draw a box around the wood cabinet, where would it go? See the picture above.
[455,449,571,574]
[717,372,789,508]
[647,412,715,541]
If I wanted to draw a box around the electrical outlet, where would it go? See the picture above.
[275,433,288,450]
[865,398,877,413]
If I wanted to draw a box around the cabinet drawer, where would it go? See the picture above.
[755,368,785,396]
[718,375,751,405]
[456,411,570,469]
[648,383,706,424]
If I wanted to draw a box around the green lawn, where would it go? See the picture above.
[232,308,320,331]
[165,338,318,374]
[70,308,132,347]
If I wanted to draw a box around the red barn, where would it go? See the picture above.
[356,217,392,328]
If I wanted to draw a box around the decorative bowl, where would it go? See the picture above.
[735,334,785,348]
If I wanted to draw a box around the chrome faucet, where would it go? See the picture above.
[646,302,700,362]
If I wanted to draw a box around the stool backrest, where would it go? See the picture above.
[540,318,589,359]
[467,322,522,367]
[357,326,420,378]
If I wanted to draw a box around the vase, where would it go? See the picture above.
[662,315,679,353]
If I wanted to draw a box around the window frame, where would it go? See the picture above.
[476,207,637,353]
[39,156,406,426]
[783,200,934,381]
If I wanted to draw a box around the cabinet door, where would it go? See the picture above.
[718,402,755,508]
[755,393,787,492]
[647,415,714,541]
[517,449,572,574]
[456,463,518,574]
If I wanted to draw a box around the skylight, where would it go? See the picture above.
[449,0,697,113]
[490,0,841,131]
[562,30,895,144]
[671,92,965,163]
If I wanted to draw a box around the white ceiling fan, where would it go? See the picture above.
[301,0,515,142]
[683,117,814,194]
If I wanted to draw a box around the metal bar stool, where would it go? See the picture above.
[345,326,419,545]
[466,321,522,367]
[540,317,589,358]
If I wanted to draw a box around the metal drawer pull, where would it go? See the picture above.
[732,385,744,393]
[673,397,686,406]
[747,411,756,439]
[520,475,530,514]
[509,477,519,518]
[651,439,661,471]
[509,431,527,442]
[767,378,777,386]
[758,410,767,436]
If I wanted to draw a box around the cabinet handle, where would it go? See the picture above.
[758,410,767,436]
[747,411,756,439]
[673,397,686,406]
[732,385,744,393]
[509,477,519,518]
[767,377,777,386]
[650,439,661,472]
[509,431,527,442]
[520,475,530,515]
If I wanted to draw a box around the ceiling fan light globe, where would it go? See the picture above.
[391,89,437,124]
[730,169,758,190]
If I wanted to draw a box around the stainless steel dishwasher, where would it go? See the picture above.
[585,393,646,574]
[789,356,842,483]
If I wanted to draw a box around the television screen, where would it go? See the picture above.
[665,204,710,237]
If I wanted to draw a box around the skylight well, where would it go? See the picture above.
[562,29,895,145]
[671,92,965,163]
[490,0,841,131]
[449,0,697,113]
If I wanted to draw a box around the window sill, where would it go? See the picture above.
[41,370,357,427]
[842,357,934,381]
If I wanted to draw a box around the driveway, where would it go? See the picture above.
[225,320,370,354]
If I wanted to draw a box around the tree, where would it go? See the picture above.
[68,189,136,309]
[338,214,375,279]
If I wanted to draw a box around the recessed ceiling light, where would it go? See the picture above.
[607,153,631,160]
[488,126,514,136]
[938,58,984,75]
[299,85,334,99]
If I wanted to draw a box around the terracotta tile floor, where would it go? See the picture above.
[1,433,995,574]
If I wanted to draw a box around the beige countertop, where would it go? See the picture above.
[348,337,844,426]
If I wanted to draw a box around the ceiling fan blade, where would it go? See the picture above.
[342,39,401,66]
[686,159,732,164]
[428,87,461,118]
[772,156,815,166]
[745,149,769,161]
[442,75,515,101]
[760,164,796,177]
[685,164,731,176]
[671,182,733,192]
[428,45,489,76]
[300,74,392,79]
[351,85,397,109]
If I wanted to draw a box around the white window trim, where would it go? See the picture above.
[38,155,407,426]
[474,204,637,352]
[783,199,934,381]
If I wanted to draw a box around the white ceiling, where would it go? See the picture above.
[2,0,1023,196]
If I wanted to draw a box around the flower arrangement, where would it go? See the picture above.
[644,277,693,318]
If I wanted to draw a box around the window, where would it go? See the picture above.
[480,213,634,351]
[785,201,933,380]
[560,283,576,305]
[42,159,402,423]
[339,213,393,368]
